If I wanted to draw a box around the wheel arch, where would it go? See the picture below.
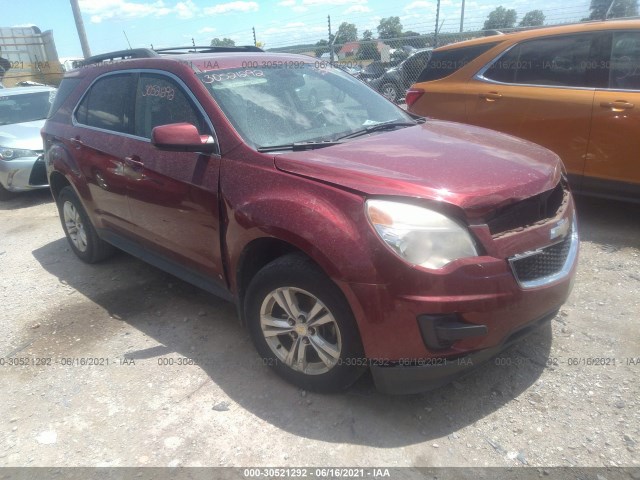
[49,170,72,200]
[235,236,343,325]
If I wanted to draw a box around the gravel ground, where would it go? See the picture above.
[0,190,638,470]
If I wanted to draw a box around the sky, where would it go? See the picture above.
[3,0,592,59]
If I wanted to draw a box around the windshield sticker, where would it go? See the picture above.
[201,70,264,84]
[141,84,175,101]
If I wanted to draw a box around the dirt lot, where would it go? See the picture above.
[0,190,638,471]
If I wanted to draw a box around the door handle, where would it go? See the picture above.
[479,92,502,101]
[70,137,84,148]
[600,100,634,111]
[124,155,144,168]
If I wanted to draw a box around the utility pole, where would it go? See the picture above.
[605,0,616,19]
[460,0,465,32]
[434,0,441,47]
[70,0,91,58]
[253,27,257,46]
[328,15,333,63]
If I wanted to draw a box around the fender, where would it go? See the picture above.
[221,157,386,293]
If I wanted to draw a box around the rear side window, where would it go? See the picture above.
[609,31,640,90]
[134,73,206,139]
[403,51,431,80]
[483,33,609,88]
[48,79,80,118]
[416,42,499,82]
[75,74,134,133]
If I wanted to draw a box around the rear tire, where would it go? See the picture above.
[380,82,400,103]
[245,253,366,393]
[56,186,115,263]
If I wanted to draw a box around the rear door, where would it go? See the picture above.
[72,73,136,232]
[584,30,640,197]
[124,71,225,284]
[467,32,609,185]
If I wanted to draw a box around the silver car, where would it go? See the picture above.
[0,86,56,199]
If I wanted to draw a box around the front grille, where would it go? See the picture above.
[488,181,567,235]
[509,222,576,288]
[28,155,47,186]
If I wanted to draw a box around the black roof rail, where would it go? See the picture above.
[79,48,158,66]
[76,45,265,68]
[153,45,264,54]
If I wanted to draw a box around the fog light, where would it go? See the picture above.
[417,314,488,350]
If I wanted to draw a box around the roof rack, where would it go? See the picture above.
[78,45,264,67]
[154,45,264,54]
[79,48,158,66]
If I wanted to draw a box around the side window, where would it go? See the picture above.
[484,33,606,88]
[416,42,500,83]
[609,31,640,90]
[75,74,134,133]
[134,74,207,139]
[405,52,430,73]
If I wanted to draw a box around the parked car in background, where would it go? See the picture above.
[358,60,387,82]
[407,20,640,202]
[0,86,56,199]
[43,47,577,394]
[368,48,432,103]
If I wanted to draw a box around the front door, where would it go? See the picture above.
[125,72,225,284]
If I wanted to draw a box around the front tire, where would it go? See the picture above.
[245,254,366,393]
[56,186,114,263]
[0,183,15,201]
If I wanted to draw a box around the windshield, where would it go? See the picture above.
[0,91,54,126]
[197,64,412,149]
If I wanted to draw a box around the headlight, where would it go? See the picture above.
[0,147,38,160]
[366,199,478,269]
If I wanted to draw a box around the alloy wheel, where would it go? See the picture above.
[63,200,88,252]
[259,287,342,375]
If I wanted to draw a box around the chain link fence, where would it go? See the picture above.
[226,0,636,103]
[266,30,503,103]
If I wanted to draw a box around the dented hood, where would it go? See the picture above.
[274,120,563,217]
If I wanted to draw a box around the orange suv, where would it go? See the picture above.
[407,20,640,202]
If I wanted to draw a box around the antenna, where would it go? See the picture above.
[123,30,132,49]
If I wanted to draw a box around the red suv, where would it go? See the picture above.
[42,46,578,394]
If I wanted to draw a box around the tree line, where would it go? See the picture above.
[210,0,639,57]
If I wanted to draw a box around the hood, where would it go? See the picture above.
[274,120,563,217]
[0,119,46,150]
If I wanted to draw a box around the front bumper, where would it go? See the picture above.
[0,155,48,192]
[338,199,578,394]
[370,308,557,395]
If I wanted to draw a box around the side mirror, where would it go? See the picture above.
[151,123,216,153]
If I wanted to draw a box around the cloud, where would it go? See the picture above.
[302,0,366,4]
[344,5,370,14]
[79,0,198,23]
[203,1,259,14]
[174,0,197,18]
[277,0,308,12]
[197,27,216,33]
[404,0,431,11]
